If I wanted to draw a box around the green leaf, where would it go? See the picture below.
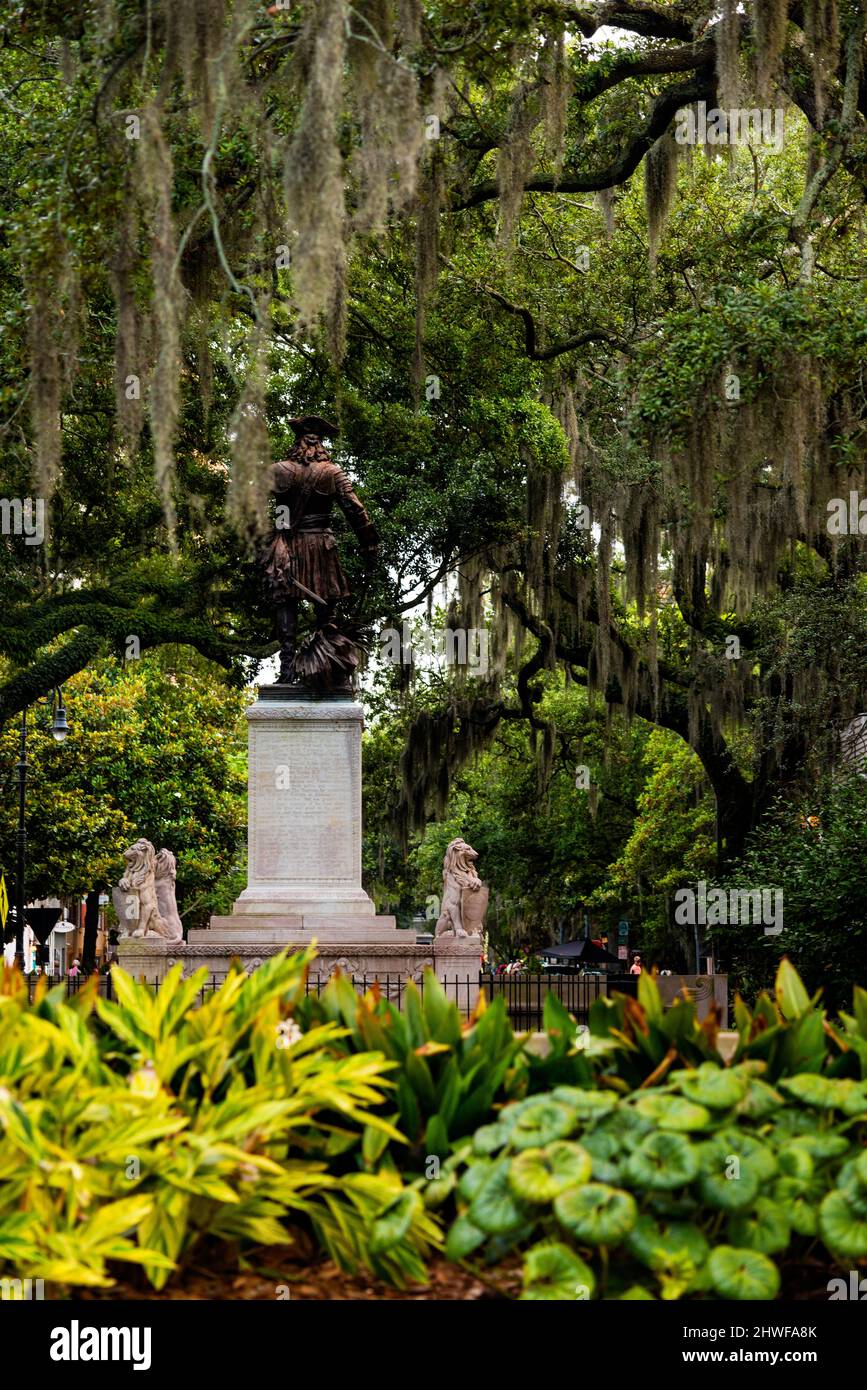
[420,970,462,1046]
[78,1195,153,1250]
[626,1215,708,1272]
[779,1074,862,1111]
[624,1132,699,1191]
[468,1159,527,1235]
[553,1183,637,1246]
[697,1167,759,1212]
[458,1160,493,1203]
[594,1108,653,1152]
[508,1142,592,1203]
[637,970,664,1023]
[543,992,577,1049]
[445,1213,487,1261]
[708,1246,780,1300]
[786,1132,849,1161]
[550,1087,618,1118]
[777,1147,814,1185]
[854,1149,867,1189]
[521,1241,595,1301]
[633,1094,711,1131]
[472,1122,510,1156]
[853,986,867,1039]
[361,1122,391,1169]
[736,1078,784,1121]
[727,1198,791,1254]
[423,1170,457,1209]
[509,1099,578,1150]
[713,1131,778,1182]
[818,1190,867,1259]
[676,1063,747,1110]
[424,1112,450,1161]
[775,958,811,1020]
[370,1191,421,1255]
[581,1130,621,1184]
[787,1197,818,1237]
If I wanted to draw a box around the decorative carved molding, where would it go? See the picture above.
[325,956,360,975]
[171,942,435,959]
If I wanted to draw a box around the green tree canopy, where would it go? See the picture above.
[1,1,865,875]
[0,654,247,926]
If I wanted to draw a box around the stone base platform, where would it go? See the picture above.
[115,694,484,1011]
[117,933,482,1012]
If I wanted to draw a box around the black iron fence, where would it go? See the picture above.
[481,971,638,1028]
[25,967,638,1026]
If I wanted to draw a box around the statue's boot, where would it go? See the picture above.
[276,602,298,684]
[311,601,355,694]
[313,599,339,632]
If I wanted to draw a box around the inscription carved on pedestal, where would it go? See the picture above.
[242,702,365,905]
[250,721,358,886]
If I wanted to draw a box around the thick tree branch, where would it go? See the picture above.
[575,36,716,101]
[455,70,715,208]
[499,584,754,860]
[540,2,697,41]
[479,283,634,359]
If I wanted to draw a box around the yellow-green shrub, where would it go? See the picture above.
[0,948,439,1291]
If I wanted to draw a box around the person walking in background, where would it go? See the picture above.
[629,953,642,976]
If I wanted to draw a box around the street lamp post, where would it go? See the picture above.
[13,688,70,971]
[15,709,26,971]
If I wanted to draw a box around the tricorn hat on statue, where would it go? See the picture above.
[288,415,340,440]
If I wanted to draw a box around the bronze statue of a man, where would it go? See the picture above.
[262,415,379,689]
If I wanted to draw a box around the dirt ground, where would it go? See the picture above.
[78,1244,523,1301]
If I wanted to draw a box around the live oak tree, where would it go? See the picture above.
[362,669,654,950]
[1,1,866,866]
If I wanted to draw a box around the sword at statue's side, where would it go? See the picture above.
[283,570,326,605]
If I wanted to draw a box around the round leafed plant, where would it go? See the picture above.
[508,1142,592,1203]
[553,1183,637,1245]
[633,1093,712,1132]
[624,1131,699,1191]
[818,1189,867,1260]
[520,1241,596,1301]
[508,1099,578,1150]
[708,1246,780,1300]
[468,1159,527,1235]
[676,1063,748,1110]
[727,1197,791,1255]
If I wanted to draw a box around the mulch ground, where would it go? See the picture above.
[78,1240,523,1301]
[71,1236,839,1301]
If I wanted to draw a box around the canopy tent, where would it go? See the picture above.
[540,938,622,966]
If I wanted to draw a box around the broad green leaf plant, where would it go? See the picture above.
[439,962,867,1300]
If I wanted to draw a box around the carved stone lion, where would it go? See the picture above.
[114,839,169,939]
[154,849,184,943]
[434,838,488,938]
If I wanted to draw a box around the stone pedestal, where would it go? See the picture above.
[232,698,377,918]
[117,935,169,980]
[114,694,481,1013]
